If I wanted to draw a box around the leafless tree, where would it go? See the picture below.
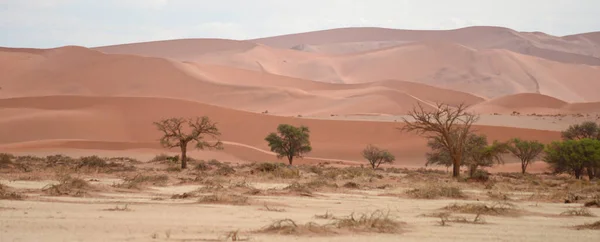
[400,102,479,177]
[154,116,223,169]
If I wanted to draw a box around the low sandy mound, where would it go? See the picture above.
[250,26,600,66]
[0,95,560,166]
[92,38,257,60]
[468,93,568,114]
[563,102,600,114]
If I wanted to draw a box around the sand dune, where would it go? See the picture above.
[250,26,600,66]
[0,95,560,166]
[469,93,600,115]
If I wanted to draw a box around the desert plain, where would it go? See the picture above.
[1,26,600,241]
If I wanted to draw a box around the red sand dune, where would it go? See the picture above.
[3,26,600,172]
[0,95,560,167]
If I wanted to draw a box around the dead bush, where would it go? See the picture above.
[425,212,486,226]
[256,219,334,236]
[115,174,169,189]
[332,210,403,233]
[406,183,465,199]
[194,161,210,171]
[197,193,250,205]
[77,156,135,173]
[214,164,236,176]
[0,184,24,200]
[442,201,521,217]
[584,199,600,208]
[560,208,595,217]
[572,220,600,230]
[343,182,360,189]
[171,192,196,199]
[103,204,131,211]
[42,175,93,197]
[45,154,75,166]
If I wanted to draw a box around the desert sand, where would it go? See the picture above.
[2,26,600,241]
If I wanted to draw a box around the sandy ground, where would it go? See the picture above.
[1,178,599,242]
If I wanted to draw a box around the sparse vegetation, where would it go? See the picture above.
[265,124,312,165]
[406,183,465,199]
[0,184,24,200]
[361,144,395,169]
[197,193,250,205]
[560,208,595,217]
[42,175,93,197]
[572,220,600,230]
[115,174,169,189]
[442,201,521,217]
[154,116,224,169]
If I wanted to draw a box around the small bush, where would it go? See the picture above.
[116,174,169,189]
[78,156,107,168]
[214,164,235,176]
[584,199,600,208]
[46,154,75,166]
[406,183,465,199]
[572,220,600,230]
[197,193,250,205]
[332,210,403,233]
[42,175,92,197]
[256,219,333,235]
[560,208,595,217]
[194,161,210,171]
[470,170,490,182]
[166,166,181,172]
[343,182,360,189]
[150,154,179,163]
[0,153,15,165]
[0,184,24,200]
[442,201,521,217]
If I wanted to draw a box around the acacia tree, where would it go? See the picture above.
[506,138,545,174]
[561,121,600,140]
[362,144,395,170]
[265,124,312,165]
[543,139,600,179]
[154,116,223,169]
[426,133,506,177]
[560,121,600,179]
[400,102,479,177]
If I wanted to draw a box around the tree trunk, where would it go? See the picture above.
[574,168,582,179]
[452,155,461,177]
[521,160,528,174]
[287,155,293,166]
[180,143,188,169]
[469,165,477,177]
[587,166,595,180]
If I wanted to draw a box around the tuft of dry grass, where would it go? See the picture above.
[423,212,486,226]
[560,208,596,217]
[584,199,600,208]
[262,203,286,212]
[222,230,251,241]
[331,210,403,234]
[442,201,521,217]
[406,183,465,199]
[197,193,250,205]
[572,220,600,230]
[314,211,333,219]
[42,175,94,197]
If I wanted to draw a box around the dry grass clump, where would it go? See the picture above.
[560,208,596,217]
[261,203,286,212]
[405,183,465,199]
[422,212,486,226]
[442,201,521,217]
[77,155,135,173]
[332,210,403,234]
[0,184,25,200]
[572,220,600,230]
[115,174,169,189]
[256,219,334,236]
[584,199,600,208]
[42,175,94,197]
[103,204,131,211]
[197,192,250,205]
[321,167,382,180]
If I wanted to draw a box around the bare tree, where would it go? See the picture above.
[362,144,396,170]
[154,116,223,169]
[400,102,479,177]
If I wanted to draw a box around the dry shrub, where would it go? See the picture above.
[222,230,251,241]
[442,201,521,217]
[198,193,250,205]
[424,212,486,226]
[314,211,333,219]
[406,183,465,199]
[0,184,24,200]
[171,192,196,199]
[584,199,600,208]
[256,219,334,236]
[77,155,135,173]
[262,203,286,212]
[115,174,169,189]
[343,182,360,189]
[487,191,512,201]
[560,208,596,217]
[283,182,314,196]
[45,154,76,166]
[214,164,236,176]
[572,220,600,230]
[322,167,382,180]
[103,204,131,211]
[150,154,179,163]
[42,175,93,197]
[332,210,403,233]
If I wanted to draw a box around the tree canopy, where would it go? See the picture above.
[506,138,545,174]
[154,116,223,169]
[362,144,395,169]
[265,124,312,165]
[543,138,600,179]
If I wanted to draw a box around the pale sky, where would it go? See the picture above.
[1,0,599,48]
